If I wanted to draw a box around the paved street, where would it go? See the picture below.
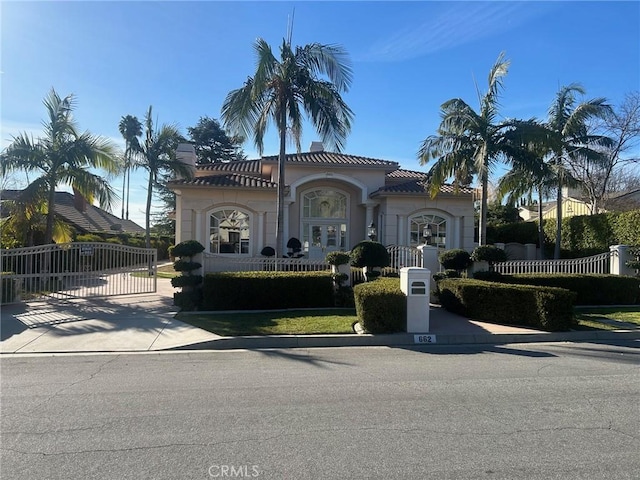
[2,341,638,479]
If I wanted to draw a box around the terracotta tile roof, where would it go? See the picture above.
[260,151,399,169]
[196,159,261,174]
[170,173,277,189]
[386,169,428,179]
[371,180,473,196]
[1,190,145,234]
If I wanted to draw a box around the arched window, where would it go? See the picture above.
[301,189,348,257]
[303,189,347,218]
[209,209,250,254]
[410,213,447,248]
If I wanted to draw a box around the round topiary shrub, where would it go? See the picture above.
[326,251,351,266]
[172,240,205,258]
[438,249,472,271]
[350,241,390,268]
[172,259,202,272]
[261,246,275,257]
[471,245,508,264]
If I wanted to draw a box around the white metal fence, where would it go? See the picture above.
[202,245,423,285]
[1,242,157,302]
[202,253,331,273]
[493,251,612,275]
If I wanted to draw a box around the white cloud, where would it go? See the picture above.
[361,2,550,63]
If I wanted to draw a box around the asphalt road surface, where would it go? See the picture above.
[2,341,639,480]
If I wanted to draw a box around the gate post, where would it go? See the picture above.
[609,245,635,276]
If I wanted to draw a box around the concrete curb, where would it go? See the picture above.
[171,329,640,351]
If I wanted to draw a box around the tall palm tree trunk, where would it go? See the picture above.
[276,109,287,260]
[537,188,545,260]
[554,182,563,259]
[145,172,154,249]
[479,170,489,246]
[125,166,131,220]
[45,184,56,244]
[121,149,128,219]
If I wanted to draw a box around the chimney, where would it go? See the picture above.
[309,141,324,152]
[175,143,197,179]
[72,188,87,213]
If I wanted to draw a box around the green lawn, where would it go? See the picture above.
[177,309,357,336]
[574,306,640,331]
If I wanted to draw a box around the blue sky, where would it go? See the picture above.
[2,1,639,228]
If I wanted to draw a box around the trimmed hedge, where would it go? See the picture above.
[438,249,471,271]
[502,274,640,305]
[438,278,576,331]
[541,209,640,257]
[201,272,334,310]
[353,277,406,334]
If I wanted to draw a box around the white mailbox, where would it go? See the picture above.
[400,267,431,333]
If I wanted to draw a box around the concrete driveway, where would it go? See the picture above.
[0,278,221,353]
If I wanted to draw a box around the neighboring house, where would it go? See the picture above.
[0,189,145,236]
[519,186,640,222]
[518,187,600,221]
[604,188,640,212]
[168,143,475,260]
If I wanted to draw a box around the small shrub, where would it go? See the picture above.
[326,251,351,266]
[350,241,390,268]
[261,246,275,257]
[354,277,406,333]
[171,275,204,288]
[172,240,205,258]
[433,269,461,282]
[472,270,505,282]
[471,245,508,264]
[438,249,472,271]
[173,259,202,272]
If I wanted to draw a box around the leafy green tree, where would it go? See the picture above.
[541,84,613,258]
[497,143,556,257]
[222,38,354,257]
[0,194,72,248]
[418,52,527,246]
[187,116,245,164]
[0,88,119,244]
[135,106,194,248]
[118,115,142,220]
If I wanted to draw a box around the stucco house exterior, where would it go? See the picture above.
[168,143,475,262]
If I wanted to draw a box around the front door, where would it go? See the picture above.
[305,223,347,260]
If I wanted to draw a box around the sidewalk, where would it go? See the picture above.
[1,278,639,354]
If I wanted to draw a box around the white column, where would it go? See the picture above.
[257,212,265,254]
[610,245,635,276]
[174,192,182,245]
[195,210,203,246]
[453,216,461,249]
[398,215,406,246]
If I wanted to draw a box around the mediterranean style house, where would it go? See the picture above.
[168,143,475,260]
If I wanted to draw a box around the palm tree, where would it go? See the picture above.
[0,194,72,248]
[221,38,354,257]
[497,140,556,259]
[118,115,142,220]
[136,106,193,248]
[0,88,119,244]
[418,52,525,246]
[542,84,613,258]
